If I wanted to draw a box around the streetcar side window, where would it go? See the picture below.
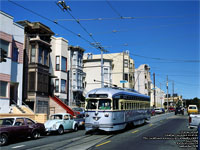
[113,99,119,110]
[121,102,124,110]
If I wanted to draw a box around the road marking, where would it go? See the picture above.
[12,145,25,149]
[95,140,111,147]
[149,124,153,127]
[132,129,139,133]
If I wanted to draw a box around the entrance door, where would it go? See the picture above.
[10,83,18,105]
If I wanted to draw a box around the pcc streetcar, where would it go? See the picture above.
[85,87,151,132]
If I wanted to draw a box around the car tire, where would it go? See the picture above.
[74,124,78,132]
[58,126,64,135]
[31,130,40,139]
[0,134,8,146]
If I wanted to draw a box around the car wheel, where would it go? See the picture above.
[31,130,40,139]
[0,134,8,146]
[74,124,78,132]
[58,126,64,135]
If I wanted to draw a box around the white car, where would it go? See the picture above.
[154,108,163,114]
[45,113,78,134]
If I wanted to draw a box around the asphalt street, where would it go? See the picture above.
[1,112,198,150]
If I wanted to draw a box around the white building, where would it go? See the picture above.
[83,53,112,95]
[150,84,165,107]
[68,46,85,106]
[50,37,69,104]
[134,64,151,96]
[0,11,24,113]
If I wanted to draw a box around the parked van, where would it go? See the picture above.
[187,105,198,115]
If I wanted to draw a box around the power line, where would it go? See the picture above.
[129,52,200,63]
[7,0,103,52]
[106,0,123,18]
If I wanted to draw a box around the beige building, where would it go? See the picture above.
[83,54,113,95]
[83,51,135,94]
[91,51,135,88]
[134,64,151,96]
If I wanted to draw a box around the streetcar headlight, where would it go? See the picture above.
[104,113,109,117]
[86,114,89,117]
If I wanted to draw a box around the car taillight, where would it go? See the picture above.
[189,116,191,124]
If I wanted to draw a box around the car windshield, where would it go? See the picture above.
[73,108,83,112]
[50,115,63,120]
[189,107,196,109]
[86,99,111,110]
[0,118,14,126]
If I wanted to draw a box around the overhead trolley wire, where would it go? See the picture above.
[7,0,101,50]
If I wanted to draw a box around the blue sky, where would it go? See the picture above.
[1,0,199,99]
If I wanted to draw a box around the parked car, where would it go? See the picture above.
[169,107,175,112]
[45,113,79,135]
[74,114,85,129]
[72,107,85,115]
[187,105,198,115]
[154,108,164,114]
[189,114,200,129]
[175,107,184,115]
[0,117,45,146]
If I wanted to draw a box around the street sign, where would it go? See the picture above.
[120,80,128,83]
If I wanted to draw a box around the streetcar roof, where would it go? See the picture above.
[86,87,150,99]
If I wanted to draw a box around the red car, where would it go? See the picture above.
[169,107,175,112]
[0,117,45,146]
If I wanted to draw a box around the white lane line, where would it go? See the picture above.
[12,145,25,149]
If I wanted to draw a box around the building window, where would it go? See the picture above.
[44,49,48,66]
[61,57,67,72]
[31,45,36,63]
[130,63,133,69]
[124,73,128,81]
[145,83,147,89]
[12,47,18,62]
[124,59,128,68]
[61,79,66,93]
[38,47,43,64]
[28,72,35,91]
[56,56,60,71]
[104,67,109,80]
[0,81,7,97]
[55,79,59,92]
[0,39,9,56]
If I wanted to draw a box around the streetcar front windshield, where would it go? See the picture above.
[99,99,111,110]
[86,99,111,110]
[86,99,98,109]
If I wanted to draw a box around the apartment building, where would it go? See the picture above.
[90,51,135,89]
[0,11,24,113]
[150,84,165,107]
[83,53,112,95]
[68,46,85,106]
[134,64,151,96]
[50,37,69,104]
[17,20,54,114]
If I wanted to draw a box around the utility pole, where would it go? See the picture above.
[160,83,162,107]
[167,75,169,111]
[172,81,174,106]
[122,51,125,88]
[101,49,104,88]
[153,73,156,107]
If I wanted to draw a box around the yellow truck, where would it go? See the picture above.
[187,105,198,115]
